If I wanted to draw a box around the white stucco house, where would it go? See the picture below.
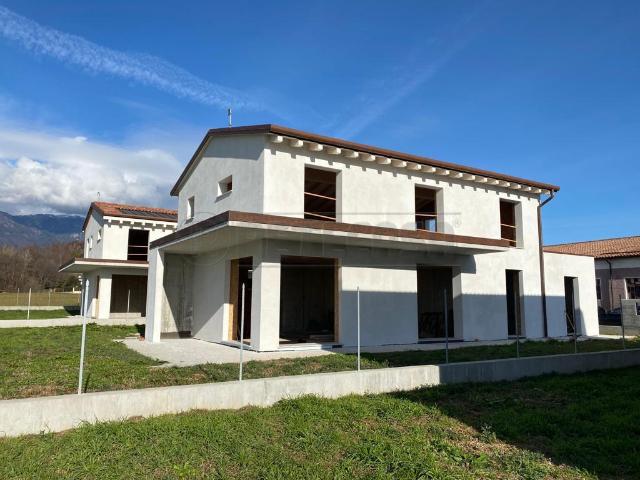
[143,124,598,351]
[60,202,177,321]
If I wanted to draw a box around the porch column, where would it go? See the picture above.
[97,273,112,320]
[145,248,165,343]
[250,255,281,351]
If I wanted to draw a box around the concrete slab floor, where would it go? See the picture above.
[118,336,575,367]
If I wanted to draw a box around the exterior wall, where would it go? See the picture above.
[176,134,266,227]
[595,257,640,311]
[83,210,104,259]
[543,252,599,337]
[99,219,175,260]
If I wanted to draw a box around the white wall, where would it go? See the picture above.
[544,252,599,337]
[177,134,266,227]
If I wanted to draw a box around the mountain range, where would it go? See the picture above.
[0,211,83,247]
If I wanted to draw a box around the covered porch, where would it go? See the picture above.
[145,211,508,351]
[59,258,149,320]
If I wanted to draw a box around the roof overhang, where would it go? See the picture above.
[171,124,561,196]
[151,211,510,256]
[59,258,149,274]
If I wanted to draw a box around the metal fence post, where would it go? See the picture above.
[239,283,245,381]
[619,295,626,350]
[443,289,449,364]
[27,288,31,320]
[357,286,361,372]
[16,288,19,306]
[78,279,89,394]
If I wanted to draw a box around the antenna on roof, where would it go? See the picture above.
[97,191,101,200]
[227,107,232,127]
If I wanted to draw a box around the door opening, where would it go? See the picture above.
[279,256,336,343]
[417,266,454,339]
[505,270,523,337]
[564,276,578,335]
[229,257,252,342]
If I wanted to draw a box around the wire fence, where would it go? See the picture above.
[0,290,80,307]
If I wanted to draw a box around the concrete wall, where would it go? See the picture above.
[2,348,639,437]
[544,252,599,337]
[177,134,266,227]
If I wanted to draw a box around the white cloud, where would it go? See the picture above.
[0,5,258,110]
[0,125,183,215]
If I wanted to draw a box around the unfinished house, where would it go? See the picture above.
[144,124,599,350]
[545,236,640,334]
[60,202,177,321]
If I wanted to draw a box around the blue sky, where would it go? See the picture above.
[0,1,638,244]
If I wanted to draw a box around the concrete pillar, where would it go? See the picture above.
[250,254,281,351]
[97,273,112,320]
[145,248,165,343]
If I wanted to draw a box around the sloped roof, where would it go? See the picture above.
[544,236,640,259]
[83,202,177,230]
[171,124,561,196]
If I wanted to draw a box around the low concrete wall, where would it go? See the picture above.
[1,349,639,437]
[0,318,142,328]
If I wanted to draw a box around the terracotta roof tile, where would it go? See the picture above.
[83,202,177,230]
[544,236,640,259]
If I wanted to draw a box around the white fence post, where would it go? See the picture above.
[78,279,89,395]
[357,286,361,372]
[239,283,245,381]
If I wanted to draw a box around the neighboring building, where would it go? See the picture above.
[60,202,177,320]
[545,236,640,314]
[142,124,598,351]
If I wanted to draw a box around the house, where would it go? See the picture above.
[60,202,177,321]
[143,124,599,351]
[545,236,640,333]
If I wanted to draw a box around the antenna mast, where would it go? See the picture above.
[227,108,232,127]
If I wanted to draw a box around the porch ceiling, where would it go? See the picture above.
[154,211,510,256]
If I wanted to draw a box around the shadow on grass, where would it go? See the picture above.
[390,367,640,478]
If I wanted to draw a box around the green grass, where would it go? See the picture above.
[0,324,637,400]
[1,367,639,479]
[0,309,73,320]
[0,291,80,307]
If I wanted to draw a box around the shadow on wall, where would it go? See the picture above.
[336,290,589,346]
[390,366,640,478]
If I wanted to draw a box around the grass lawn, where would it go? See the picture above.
[0,309,72,320]
[0,291,79,307]
[1,367,639,479]
[1,324,637,400]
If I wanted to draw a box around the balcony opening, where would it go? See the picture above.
[499,200,517,247]
[415,186,437,232]
[127,229,149,261]
[304,167,336,221]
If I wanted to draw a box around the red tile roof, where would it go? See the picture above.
[83,202,177,230]
[544,236,640,259]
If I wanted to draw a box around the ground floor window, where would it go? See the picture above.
[109,274,147,317]
[417,266,454,339]
[505,270,523,337]
[625,278,640,299]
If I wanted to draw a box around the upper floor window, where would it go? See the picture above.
[415,186,437,232]
[187,196,195,220]
[127,229,150,261]
[97,228,102,243]
[218,175,233,196]
[304,167,336,222]
[87,236,93,252]
[499,200,518,247]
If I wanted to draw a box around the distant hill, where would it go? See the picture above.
[0,211,83,247]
